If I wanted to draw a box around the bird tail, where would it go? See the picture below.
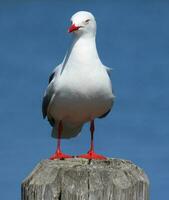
[51,122,83,139]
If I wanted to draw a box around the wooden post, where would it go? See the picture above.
[21,158,149,200]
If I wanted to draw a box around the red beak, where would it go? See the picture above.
[68,24,79,33]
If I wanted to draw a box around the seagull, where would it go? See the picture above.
[42,11,115,160]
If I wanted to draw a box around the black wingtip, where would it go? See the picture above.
[48,72,55,83]
[98,109,111,119]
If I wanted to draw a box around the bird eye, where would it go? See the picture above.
[85,19,90,23]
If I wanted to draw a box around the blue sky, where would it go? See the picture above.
[0,0,169,199]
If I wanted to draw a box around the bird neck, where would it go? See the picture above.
[64,35,100,67]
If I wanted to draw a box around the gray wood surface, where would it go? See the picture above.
[21,158,149,200]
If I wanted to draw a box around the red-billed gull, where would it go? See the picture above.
[42,11,115,160]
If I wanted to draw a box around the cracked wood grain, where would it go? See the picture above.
[21,158,149,200]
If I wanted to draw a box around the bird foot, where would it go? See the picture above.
[50,149,73,160]
[77,150,107,160]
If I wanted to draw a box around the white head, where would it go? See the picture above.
[68,11,96,37]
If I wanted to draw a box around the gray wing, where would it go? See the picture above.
[103,65,112,78]
[42,65,61,120]
[42,77,55,119]
[98,65,114,119]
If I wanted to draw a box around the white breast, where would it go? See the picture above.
[49,63,114,123]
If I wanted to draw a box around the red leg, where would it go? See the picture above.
[50,121,72,160]
[78,120,106,160]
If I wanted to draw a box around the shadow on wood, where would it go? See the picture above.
[21,158,149,200]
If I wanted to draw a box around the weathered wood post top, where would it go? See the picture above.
[22,158,149,200]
